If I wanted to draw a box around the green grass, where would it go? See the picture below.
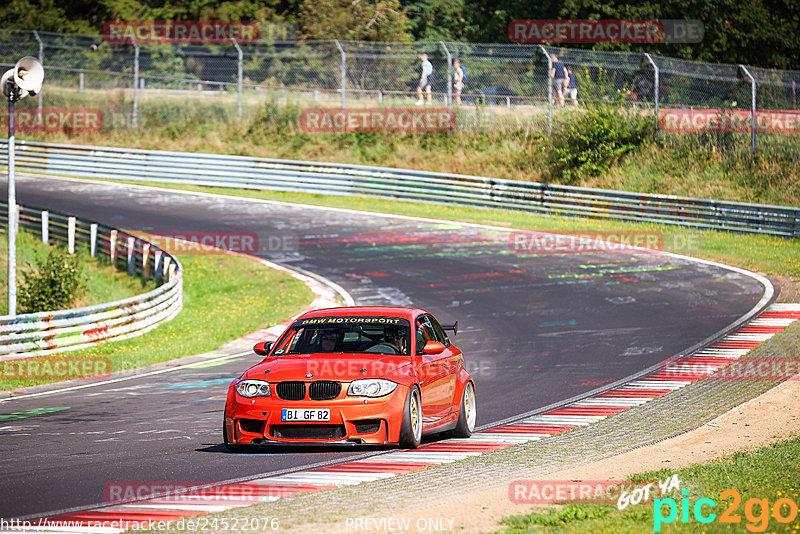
[0,230,153,315]
[497,434,800,533]
[0,253,314,390]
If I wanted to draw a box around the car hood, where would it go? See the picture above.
[244,353,413,382]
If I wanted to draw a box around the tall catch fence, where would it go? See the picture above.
[0,29,798,153]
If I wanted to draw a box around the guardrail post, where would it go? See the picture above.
[644,53,659,138]
[79,71,84,93]
[142,242,151,279]
[154,250,163,283]
[109,230,117,265]
[67,216,76,254]
[738,65,757,154]
[90,223,97,256]
[334,40,346,110]
[131,38,139,128]
[41,210,48,244]
[164,256,172,281]
[127,236,135,276]
[231,38,243,123]
[440,41,452,109]
[33,30,43,119]
[539,45,553,136]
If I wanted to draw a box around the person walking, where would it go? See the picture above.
[551,54,566,108]
[416,53,434,105]
[453,59,464,107]
[565,66,578,108]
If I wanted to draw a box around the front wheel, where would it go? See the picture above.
[446,381,476,438]
[399,387,422,449]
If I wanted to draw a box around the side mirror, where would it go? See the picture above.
[253,341,273,356]
[422,340,445,355]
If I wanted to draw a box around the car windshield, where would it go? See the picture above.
[273,317,411,356]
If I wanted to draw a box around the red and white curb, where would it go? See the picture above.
[7,303,799,533]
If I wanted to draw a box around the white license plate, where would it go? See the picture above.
[281,408,330,422]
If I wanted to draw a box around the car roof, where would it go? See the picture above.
[295,306,426,321]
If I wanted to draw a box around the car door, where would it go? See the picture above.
[415,315,452,423]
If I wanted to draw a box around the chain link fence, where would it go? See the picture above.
[1,29,798,153]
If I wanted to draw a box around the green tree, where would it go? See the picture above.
[299,0,411,41]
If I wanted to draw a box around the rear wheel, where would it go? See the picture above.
[399,387,422,449]
[446,381,476,438]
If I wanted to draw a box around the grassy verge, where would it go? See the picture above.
[498,433,800,533]
[0,229,153,315]
[0,253,314,390]
[56,178,800,281]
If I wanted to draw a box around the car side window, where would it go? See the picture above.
[415,316,436,354]
[428,315,450,347]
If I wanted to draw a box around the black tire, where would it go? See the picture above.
[445,381,476,439]
[223,418,249,453]
[398,386,422,449]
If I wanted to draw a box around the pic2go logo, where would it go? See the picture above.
[654,489,799,532]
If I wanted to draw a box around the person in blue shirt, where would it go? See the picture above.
[416,53,434,105]
[565,66,578,108]
[550,54,566,108]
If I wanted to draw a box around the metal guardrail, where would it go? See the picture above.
[0,202,183,359]
[1,140,799,237]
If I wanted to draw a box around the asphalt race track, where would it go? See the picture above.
[0,175,769,519]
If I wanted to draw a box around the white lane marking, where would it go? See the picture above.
[569,398,650,407]
[521,415,608,426]
[252,472,396,486]
[624,380,692,389]
[748,318,796,326]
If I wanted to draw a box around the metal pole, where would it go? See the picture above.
[644,53,659,137]
[7,95,16,315]
[132,38,139,128]
[232,38,243,123]
[440,41,452,110]
[539,45,552,136]
[334,40,346,110]
[739,64,756,154]
[33,30,43,119]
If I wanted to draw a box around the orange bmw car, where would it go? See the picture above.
[223,306,476,449]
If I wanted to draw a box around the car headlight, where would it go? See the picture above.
[236,379,271,398]
[347,379,398,398]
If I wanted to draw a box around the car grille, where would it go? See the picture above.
[270,424,346,440]
[276,381,305,400]
[309,381,341,400]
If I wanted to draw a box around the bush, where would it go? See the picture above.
[19,249,86,313]
[547,99,655,185]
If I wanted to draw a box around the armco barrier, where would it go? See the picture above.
[2,140,799,237]
[0,202,182,360]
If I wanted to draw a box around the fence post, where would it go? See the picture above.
[90,223,97,257]
[142,242,151,279]
[154,250,163,283]
[127,236,135,276]
[539,45,552,136]
[131,38,139,128]
[32,30,43,119]
[738,65,756,154]
[644,53,659,138]
[440,41,452,109]
[232,38,243,123]
[79,71,84,93]
[41,210,48,244]
[67,216,76,254]
[334,40,346,110]
[109,230,117,265]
